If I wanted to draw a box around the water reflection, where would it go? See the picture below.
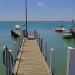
[62,38,75,48]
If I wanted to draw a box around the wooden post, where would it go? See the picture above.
[66,47,75,75]
[9,50,12,75]
[6,50,9,75]
[35,30,37,40]
[20,34,23,46]
[38,35,40,47]
[40,38,43,53]
[17,38,20,53]
[37,34,39,45]
[19,35,21,46]
[35,30,37,39]
[36,31,38,42]
[19,35,22,47]
[14,42,17,63]
[44,42,47,61]
[34,30,36,39]
[20,34,22,46]
[50,48,55,75]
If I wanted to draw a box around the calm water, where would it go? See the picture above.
[0,21,75,75]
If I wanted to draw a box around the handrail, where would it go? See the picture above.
[3,30,24,75]
[3,45,13,75]
[3,45,13,67]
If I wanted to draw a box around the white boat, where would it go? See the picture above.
[55,27,66,32]
[62,31,72,38]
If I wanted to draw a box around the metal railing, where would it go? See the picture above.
[28,31,34,36]
[34,30,48,59]
[34,30,55,75]
[13,30,24,63]
[3,30,24,75]
[3,46,13,75]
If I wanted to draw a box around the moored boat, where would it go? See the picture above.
[55,26,66,32]
[11,30,19,38]
[62,31,72,39]
[11,25,20,38]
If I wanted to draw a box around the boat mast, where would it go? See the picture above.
[25,0,28,37]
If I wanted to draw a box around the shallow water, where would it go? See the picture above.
[0,21,75,75]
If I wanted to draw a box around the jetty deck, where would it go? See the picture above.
[14,37,51,75]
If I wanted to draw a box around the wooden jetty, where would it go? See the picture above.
[13,32,51,75]
[3,30,53,75]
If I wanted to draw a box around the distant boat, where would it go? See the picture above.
[22,24,25,26]
[70,19,75,37]
[55,26,66,32]
[62,31,72,39]
[11,25,20,38]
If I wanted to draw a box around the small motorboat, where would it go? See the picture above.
[62,31,72,39]
[55,27,66,32]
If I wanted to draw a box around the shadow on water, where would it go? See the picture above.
[55,31,62,36]
[62,37,75,48]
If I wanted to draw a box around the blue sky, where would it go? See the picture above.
[0,0,75,21]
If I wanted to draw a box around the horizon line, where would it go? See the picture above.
[0,20,72,22]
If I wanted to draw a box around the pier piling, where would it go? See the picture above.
[66,47,75,75]
[50,48,55,75]
[45,42,47,61]
[14,42,17,63]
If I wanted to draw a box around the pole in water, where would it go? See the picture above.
[50,48,55,75]
[66,47,75,75]
[25,0,28,37]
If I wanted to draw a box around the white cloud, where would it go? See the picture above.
[38,2,44,6]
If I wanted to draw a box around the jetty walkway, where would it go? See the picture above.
[3,30,55,75]
[14,37,51,75]
[10,31,52,75]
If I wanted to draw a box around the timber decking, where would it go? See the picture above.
[14,38,51,75]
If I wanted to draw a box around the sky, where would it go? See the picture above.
[0,0,75,21]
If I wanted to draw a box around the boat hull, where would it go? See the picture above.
[55,29,64,32]
[63,34,72,39]
[11,30,19,38]
[62,31,72,39]
[55,27,66,32]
